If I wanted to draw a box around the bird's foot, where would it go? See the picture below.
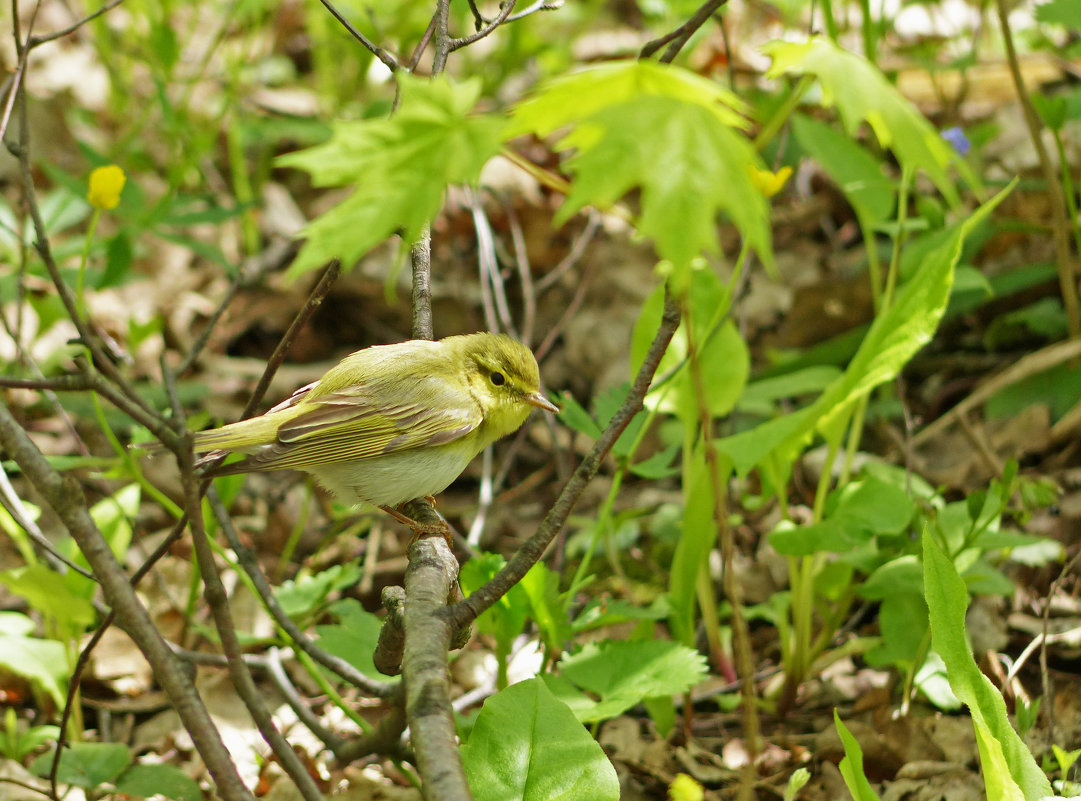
[380,505,453,548]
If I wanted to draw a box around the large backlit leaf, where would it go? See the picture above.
[278,76,503,277]
[510,61,772,271]
[765,38,980,205]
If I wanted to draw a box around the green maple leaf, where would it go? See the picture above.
[510,61,774,273]
[278,75,503,277]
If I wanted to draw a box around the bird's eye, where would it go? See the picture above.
[490,371,506,386]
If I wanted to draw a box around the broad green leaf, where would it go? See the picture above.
[737,365,842,415]
[31,742,132,789]
[558,639,707,723]
[556,393,603,440]
[765,38,980,205]
[275,561,363,619]
[791,114,894,226]
[461,678,619,801]
[862,590,927,669]
[508,60,750,137]
[519,562,573,654]
[511,61,772,272]
[557,97,771,270]
[634,269,750,425]
[89,483,140,560]
[0,634,68,708]
[0,564,95,638]
[114,763,202,801]
[313,599,384,680]
[922,531,1052,800]
[1036,0,1081,28]
[973,718,1027,801]
[834,711,882,801]
[770,477,914,555]
[461,553,531,655]
[716,182,1013,476]
[669,444,716,646]
[0,611,35,636]
[278,75,503,277]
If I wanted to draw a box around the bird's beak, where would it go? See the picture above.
[526,391,560,414]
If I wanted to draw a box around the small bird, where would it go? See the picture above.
[184,333,557,532]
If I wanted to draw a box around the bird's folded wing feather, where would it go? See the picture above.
[229,379,482,472]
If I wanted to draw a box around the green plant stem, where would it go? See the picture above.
[882,165,913,312]
[683,295,760,768]
[900,627,932,716]
[857,0,877,65]
[820,0,838,41]
[1052,131,1081,266]
[754,76,813,152]
[77,209,101,315]
[566,396,664,599]
[838,396,867,489]
[860,214,884,310]
[996,0,1081,340]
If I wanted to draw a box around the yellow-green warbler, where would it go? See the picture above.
[179,333,557,523]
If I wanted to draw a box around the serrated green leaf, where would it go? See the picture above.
[278,75,503,277]
[461,678,619,801]
[461,553,531,652]
[313,598,384,680]
[556,96,771,270]
[558,639,707,722]
[765,38,980,205]
[555,392,602,439]
[511,61,772,271]
[275,561,363,619]
[1036,0,1081,28]
[508,60,750,138]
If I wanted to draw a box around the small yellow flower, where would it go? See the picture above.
[668,773,704,801]
[87,165,126,210]
[747,164,793,199]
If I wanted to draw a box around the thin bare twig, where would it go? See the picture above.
[178,430,325,801]
[406,15,438,72]
[240,260,341,421]
[640,0,728,62]
[504,0,562,23]
[316,0,398,73]
[504,198,536,347]
[448,0,516,51]
[207,488,398,698]
[447,291,681,627]
[535,211,600,293]
[27,0,126,47]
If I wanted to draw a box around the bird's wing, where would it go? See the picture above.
[226,376,482,472]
